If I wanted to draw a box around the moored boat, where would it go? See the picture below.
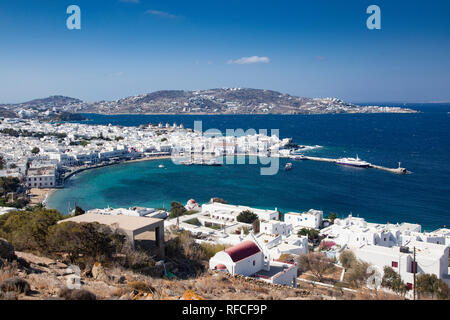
[336,155,370,168]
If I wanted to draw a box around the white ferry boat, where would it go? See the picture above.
[336,155,370,168]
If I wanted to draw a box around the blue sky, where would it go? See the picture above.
[0,0,449,103]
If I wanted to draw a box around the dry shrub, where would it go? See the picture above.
[0,291,17,300]
[128,281,155,293]
[59,287,97,300]
[0,267,15,283]
[0,277,31,295]
[111,286,132,298]
[354,288,404,300]
[194,277,216,294]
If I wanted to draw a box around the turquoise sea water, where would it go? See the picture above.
[47,104,450,231]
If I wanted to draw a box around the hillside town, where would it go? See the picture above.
[0,117,292,188]
[50,198,450,294]
[0,117,449,300]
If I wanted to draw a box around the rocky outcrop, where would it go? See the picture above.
[91,262,109,282]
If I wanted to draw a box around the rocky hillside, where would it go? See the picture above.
[1,96,83,110]
[2,89,417,115]
[0,238,403,301]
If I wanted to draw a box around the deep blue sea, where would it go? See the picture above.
[47,103,450,231]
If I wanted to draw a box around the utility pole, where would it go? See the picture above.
[413,246,416,300]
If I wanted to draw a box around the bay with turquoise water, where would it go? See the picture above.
[46,104,450,231]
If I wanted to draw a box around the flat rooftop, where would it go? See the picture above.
[255,261,295,279]
[61,213,162,231]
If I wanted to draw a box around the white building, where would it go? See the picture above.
[26,166,56,188]
[320,215,450,286]
[284,209,323,229]
[320,214,425,250]
[260,220,293,236]
[209,239,298,287]
[85,207,167,219]
[354,241,450,287]
[202,202,279,224]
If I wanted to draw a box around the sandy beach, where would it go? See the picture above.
[29,188,55,205]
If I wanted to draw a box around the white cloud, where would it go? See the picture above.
[227,56,270,65]
[145,10,179,19]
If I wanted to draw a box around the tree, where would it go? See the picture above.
[74,206,85,216]
[297,228,320,242]
[236,210,258,224]
[339,250,356,269]
[252,218,260,234]
[416,273,450,300]
[345,260,370,288]
[327,212,338,223]
[31,147,40,154]
[381,266,408,295]
[0,177,20,197]
[0,207,63,251]
[297,252,335,282]
[46,221,126,265]
[170,201,187,218]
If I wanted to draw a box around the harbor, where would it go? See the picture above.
[296,156,408,174]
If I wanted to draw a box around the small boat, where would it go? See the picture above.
[284,162,293,171]
[336,155,370,168]
[158,164,165,168]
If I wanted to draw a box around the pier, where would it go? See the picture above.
[302,156,408,174]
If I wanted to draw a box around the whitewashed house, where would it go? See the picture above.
[284,209,323,229]
[354,241,450,287]
[202,202,279,224]
[209,239,298,287]
[26,166,56,188]
[260,220,293,236]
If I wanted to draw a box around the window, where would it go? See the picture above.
[253,260,255,266]
[392,261,398,268]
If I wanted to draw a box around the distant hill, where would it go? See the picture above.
[11,95,83,110]
[2,89,418,115]
[0,107,17,118]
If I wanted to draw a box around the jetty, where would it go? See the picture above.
[303,156,408,174]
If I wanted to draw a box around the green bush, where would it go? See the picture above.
[0,208,63,252]
[381,266,408,295]
[416,273,450,300]
[46,221,125,266]
[236,210,258,224]
[185,218,201,226]
[169,201,187,218]
[200,243,230,259]
[297,228,320,242]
